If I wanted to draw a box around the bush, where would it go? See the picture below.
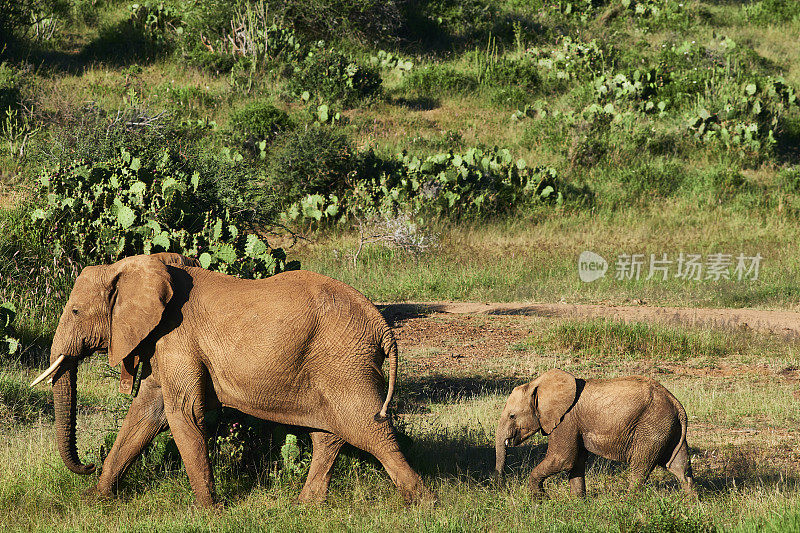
[0,303,20,358]
[32,149,297,278]
[491,58,540,91]
[744,0,800,24]
[83,1,183,63]
[0,63,22,114]
[288,47,382,107]
[0,0,70,43]
[229,101,292,145]
[267,126,355,205]
[41,101,204,167]
[272,0,405,45]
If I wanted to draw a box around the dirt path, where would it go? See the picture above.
[380,301,800,339]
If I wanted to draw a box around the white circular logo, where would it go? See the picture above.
[578,251,607,282]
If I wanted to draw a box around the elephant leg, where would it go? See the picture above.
[342,419,430,504]
[568,448,588,497]
[161,367,216,508]
[529,432,579,497]
[297,431,345,503]
[528,453,573,497]
[666,441,696,496]
[95,375,168,498]
[628,446,658,492]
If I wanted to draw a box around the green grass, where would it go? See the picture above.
[2,316,800,531]
[292,206,800,309]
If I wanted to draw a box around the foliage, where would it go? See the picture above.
[0,0,70,43]
[0,63,23,114]
[128,0,184,46]
[526,37,606,94]
[370,50,413,72]
[288,46,382,107]
[283,147,569,224]
[688,77,799,158]
[744,0,800,24]
[184,0,306,73]
[267,126,355,205]
[83,0,182,62]
[31,150,297,278]
[229,100,292,146]
[355,148,565,218]
[0,302,20,358]
[269,0,406,45]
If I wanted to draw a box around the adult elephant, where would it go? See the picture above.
[31,252,429,507]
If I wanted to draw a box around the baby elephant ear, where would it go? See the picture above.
[108,256,174,370]
[532,369,577,435]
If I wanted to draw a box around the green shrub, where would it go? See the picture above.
[0,302,20,358]
[289,47,382,107]
[32,149,297,278]
[402,64,479,96]
[350,148,565,219]
[0,63,22,114]
[0,0,70,43]
[42,101,210,167]
[491,58,540,90]
[744,0,800,24]
[184,47,237,73]
[271,0,405,45]
[230,101,292,144]
[83,0,183,63]
[267,127,355,204]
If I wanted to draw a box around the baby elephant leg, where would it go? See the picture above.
[568,449,588,497]
[628,443,659,492]
[529,434,580,498]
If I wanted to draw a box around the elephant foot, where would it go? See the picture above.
[191,499,224,512]
[527,486,548,501]
[82,485,112,503]
[295,490,328,506]
[400,484,437,507]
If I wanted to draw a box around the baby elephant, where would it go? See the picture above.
[495,369,694,497]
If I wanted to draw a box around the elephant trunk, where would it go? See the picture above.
[494,418,509,480]
[52,359,95,475]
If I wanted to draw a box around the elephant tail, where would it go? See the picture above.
[375,328,398,422]
[666,392,688,469]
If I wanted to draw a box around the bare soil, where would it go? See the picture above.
[381,301,800,339]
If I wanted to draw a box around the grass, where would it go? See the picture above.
[2,315,800,530]
[291,206,800,309]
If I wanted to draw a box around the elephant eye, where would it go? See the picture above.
[72,308,79,316]
[509,413,515,419]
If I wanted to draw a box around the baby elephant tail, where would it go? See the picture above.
[375,328,398,422]
[666,392,689,469]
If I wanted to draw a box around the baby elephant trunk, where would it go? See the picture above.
[494,419,509,480]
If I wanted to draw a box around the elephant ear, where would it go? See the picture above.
[531,369,577,435]
[108,256,174,392]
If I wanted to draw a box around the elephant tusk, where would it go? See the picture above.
[30,355,66,387]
